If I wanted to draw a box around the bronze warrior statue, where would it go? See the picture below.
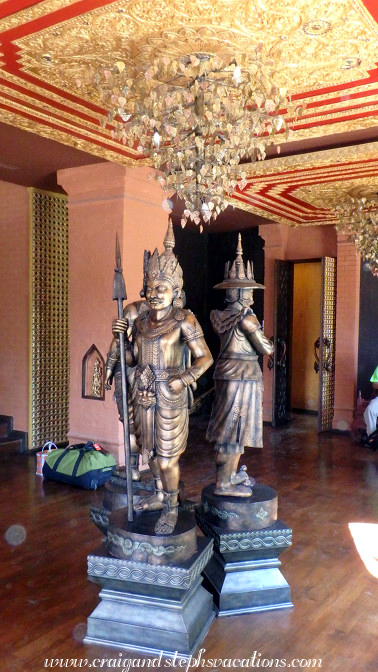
[105,298,147,482]
[206,234,273,497]
[107,221,213,535]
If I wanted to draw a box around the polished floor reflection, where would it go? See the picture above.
[1,413,377,672]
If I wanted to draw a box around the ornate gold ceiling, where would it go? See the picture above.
[0,0,378,225]
[230,141,378,225]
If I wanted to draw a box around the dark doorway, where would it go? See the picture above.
[173,224,265,394]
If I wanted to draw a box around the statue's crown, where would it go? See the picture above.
[213,234,265,290]
[143,220,183,289]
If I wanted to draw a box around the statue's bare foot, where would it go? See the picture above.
[134,492,164,512]
[154,508,178,535]
[231,466,256,487]
[214,483,253,498]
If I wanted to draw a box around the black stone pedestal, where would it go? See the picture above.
[196,484,293,616]
[85,509,215,656]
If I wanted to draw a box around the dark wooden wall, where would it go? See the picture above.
[357,262,378,400]
[173,224,265,394]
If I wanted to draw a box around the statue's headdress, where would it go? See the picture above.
[141,220,183,293]
[213,234,265,290]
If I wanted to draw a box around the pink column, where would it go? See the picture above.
[258,223,289,422]
[58,163,168,463]
[0,181,30,433]
[333,233,361,431]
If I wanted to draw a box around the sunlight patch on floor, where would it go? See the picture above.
[349,522,378,579]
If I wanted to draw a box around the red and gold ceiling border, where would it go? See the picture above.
[228,141,378,226]
[0,0,377,166]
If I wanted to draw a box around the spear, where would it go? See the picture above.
[113,234,133,522]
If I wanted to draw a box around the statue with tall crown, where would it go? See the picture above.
[85,222,216,656]
[109,220,213,535]
[206,233,273,496]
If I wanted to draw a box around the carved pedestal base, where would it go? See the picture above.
[107,507,197,565]
[84,536,214,657]
[196,485,293,616]
[89,472,154,535]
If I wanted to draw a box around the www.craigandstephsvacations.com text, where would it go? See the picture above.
[44,650,323,670]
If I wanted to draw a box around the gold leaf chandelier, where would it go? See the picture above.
[335,195,378,276]
[89,47,301,229]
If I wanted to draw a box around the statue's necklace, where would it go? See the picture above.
[140,308,180,339]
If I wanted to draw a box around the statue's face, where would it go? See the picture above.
[239,289,254,307]
[145,279,175,311]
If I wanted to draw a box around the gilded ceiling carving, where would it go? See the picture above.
[0,0,82,32]
[295,176,378,211]
[236,141,378,177]
[15,0,378,95]
[228,142,378,226]
[0,0,377,227]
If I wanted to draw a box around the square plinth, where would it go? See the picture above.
[196,515,293,616]
[84,537,215,656]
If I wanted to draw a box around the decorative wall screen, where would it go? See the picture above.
[30,189,69,450]
[272,260,293,427]
[318,257,337,432]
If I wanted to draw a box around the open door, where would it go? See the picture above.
[272,257,336,431]
[316,257,337,431]
[272,260,293,426]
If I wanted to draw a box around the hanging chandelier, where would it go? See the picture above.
[89,48,301,229]
[335,195,378,276]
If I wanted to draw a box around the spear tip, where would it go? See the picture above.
[115,233,121,270]
[113,233,127,301]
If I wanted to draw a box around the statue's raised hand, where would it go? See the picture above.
[112,317,131,338]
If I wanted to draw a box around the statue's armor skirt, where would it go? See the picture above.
[132,377,189,460]
[206,378,263,450]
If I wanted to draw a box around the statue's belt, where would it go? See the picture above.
[219,353,258,361]
[135,365,185,386]
[134,365,186,410]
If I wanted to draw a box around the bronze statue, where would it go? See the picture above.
[206,234,273,497]
[109,221,213,534]
[105,300,147,482]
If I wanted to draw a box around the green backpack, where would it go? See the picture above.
[42,441,116,490]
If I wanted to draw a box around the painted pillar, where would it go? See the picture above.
[333,232,361,431]
[57,163,168,463]
[0,181,30,432]
[258,223,289,422]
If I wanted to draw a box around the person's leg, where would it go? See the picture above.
[364,397,378,436]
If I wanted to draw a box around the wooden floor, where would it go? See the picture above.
[1,414,377,672]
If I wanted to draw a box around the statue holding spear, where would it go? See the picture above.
[105,235,136,521]
[106,222,213,535]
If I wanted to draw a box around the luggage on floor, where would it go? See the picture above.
[42,441,116,489]
[36,441,58,476]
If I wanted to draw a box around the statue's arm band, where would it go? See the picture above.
[181,328,204,343]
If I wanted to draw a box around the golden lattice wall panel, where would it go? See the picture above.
[30,189,69,450]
